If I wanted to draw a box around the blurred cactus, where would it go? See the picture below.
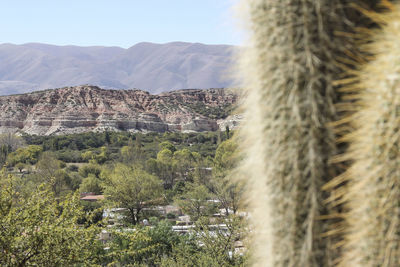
[329,1,400,266]
[236,0,379,266]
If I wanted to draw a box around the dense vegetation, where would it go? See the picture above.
[0,130,247,266]
[182,102,234,120]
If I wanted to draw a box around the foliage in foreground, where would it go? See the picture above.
[105,220,181,266]
[160,217,247,267]
[0,129,247,266]
[104,217,247,267]
[0,173,103,266]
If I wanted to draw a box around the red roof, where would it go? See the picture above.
[80,195,105,201]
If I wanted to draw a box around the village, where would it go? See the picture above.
[80,191,247,257]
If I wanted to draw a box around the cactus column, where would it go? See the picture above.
[337,2,400,266]
[237,0,377,266]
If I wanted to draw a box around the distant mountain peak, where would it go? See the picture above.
[0,42,235,96]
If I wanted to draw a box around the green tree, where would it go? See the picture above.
[157,148,173,163]
[195,216,247,266]
[157,148,175,189]
[106,220,181,266]
[175,183,216,221]
[145,158,159,175]
[95,146,109,164]
[0,175,103,266]
[79,174,103,195]
[208,177,245,216]
[207,139,245,215]
[81,150,95,162]
[104,131,111,144]
[7,145,43,166]
[81,147,109,164]
[78,163,102,178]
[159,141,176,153]
[160,216,247,267]
[103,164,163,225]
[214,139,238,175]
[120,143,136,163]
[120,137,145,164]
[0,134,24,166]
[35,152,70,196]
[173,149,197,181]
[0,133,25,151]
[0,144,11,167]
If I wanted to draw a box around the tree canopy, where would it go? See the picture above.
[0,173,103,266]
[103,164,163,225]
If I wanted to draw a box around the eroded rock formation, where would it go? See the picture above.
[0,85,239,135]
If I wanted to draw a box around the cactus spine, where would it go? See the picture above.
[237,0,378,266]
[335,2,400,266]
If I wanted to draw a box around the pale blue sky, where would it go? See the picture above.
[0,0,241,48]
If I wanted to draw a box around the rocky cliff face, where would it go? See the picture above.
[0,85,239,135]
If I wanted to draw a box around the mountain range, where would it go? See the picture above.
[0,85,241,136]
[0,42,235,95]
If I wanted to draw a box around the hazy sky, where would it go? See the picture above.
[0,0,241,48]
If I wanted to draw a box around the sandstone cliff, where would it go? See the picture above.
[0,85,239,135]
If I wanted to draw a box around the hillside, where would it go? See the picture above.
[0,42,235,95]
[0,85,240,136]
